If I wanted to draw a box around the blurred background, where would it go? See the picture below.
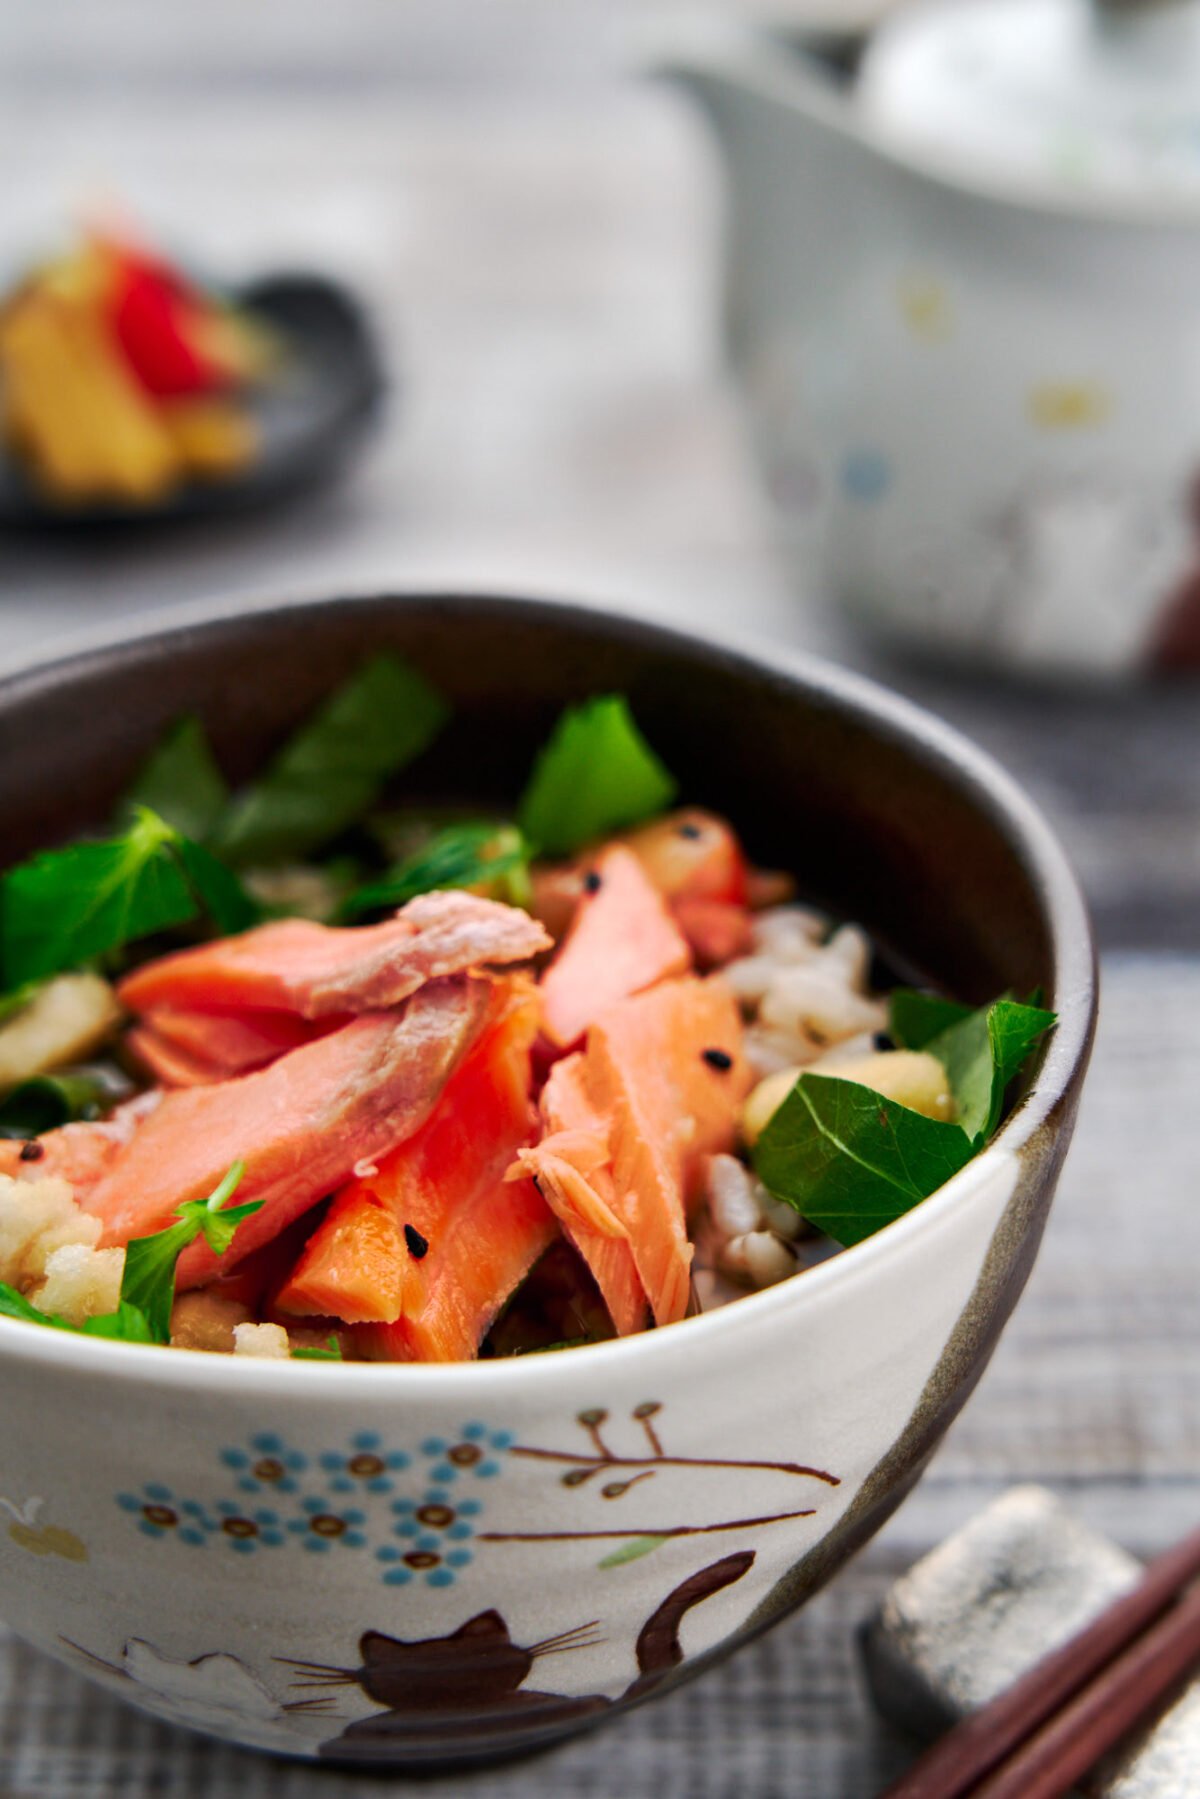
[1,2,1197,1794]
[3,0,1198,947]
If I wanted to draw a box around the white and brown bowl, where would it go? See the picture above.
[0,593,1096,1768]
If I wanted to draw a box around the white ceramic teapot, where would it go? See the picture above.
[668,0,1200,675]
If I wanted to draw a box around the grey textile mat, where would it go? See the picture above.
[0,953,1196,1797]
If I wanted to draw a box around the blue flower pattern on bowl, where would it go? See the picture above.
[220,1433,308,1496]
[114,1425,510,1585]
[205,1501,286,1555]
[287,1496,368,1553]
[317,1431,410,1496]
[116,1483,209,1547]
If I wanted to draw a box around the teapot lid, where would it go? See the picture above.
[857,0,1200,206]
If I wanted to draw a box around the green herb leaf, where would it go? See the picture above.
[369,803,495,865]
[212,656,450,866]
[291,1335,344,1361]
[175,1158,258,1259]
[0,808,258,992]
[121,716,230,842]
[0,1283,72,1331]
[341,823,530,918]
[926,997,1056,1143]
[1,808,196,990]
[0,1072,113,1140]
[754,1072,976,1248]
[0,1164,256,1347]
[888,988,974,1050]
[925,1006,994,1145]
[120,1160,257,1344]
[80,1302,155,1343]
[517,695,677,857]
[0,1280,155,1345]
[990,998,1058,1093]
[176,838,260,935]
[194,1198,264,1258]
[118,1219,197,1346]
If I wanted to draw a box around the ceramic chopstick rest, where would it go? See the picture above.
[859,1485,1200,1795]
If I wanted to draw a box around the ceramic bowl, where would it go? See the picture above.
[0,593,1095,1769]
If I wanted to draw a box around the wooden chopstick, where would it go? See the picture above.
[879,1523,1200,1799]
[970,1577,1200,1799]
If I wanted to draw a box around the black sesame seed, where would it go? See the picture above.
[702,1047,733,1071]
[404,1224,429,1259]
[18,1141,44,1163]
[582,870,602,894]
[677,822,703,840]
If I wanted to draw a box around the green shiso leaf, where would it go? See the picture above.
[755,992,1056,1247]
[121,716,230,842]
[212,655,450,866]
[291,1335,344,1361]
[0,1072,113,1140]
[341,823,530,918]
[0,807,259,992]
[1,808,197,989]
[753,1072,976,1248]
[989,998,1058,1095]
[925,1005,995,1146]
[517,695,677,858]
[924,996,1057,1143]
[888,988,974,1050]
[176,837,260,935]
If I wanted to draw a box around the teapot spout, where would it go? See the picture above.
[654,31,894,354]
[654,27,869,165]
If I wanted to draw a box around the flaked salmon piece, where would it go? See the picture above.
[127,1005,343,1087]
[285,979,558,1360]
[594,973,752,1198]
[515,1053,649,1338]
[0,1089,161,1192]
[584,975,751,1327]
[519,976,749,1332]
[277,1186,410,1326]
[672,897,754,971]
[117,891,551,1022]
[537,845,691,1050]
[124,1025,218,1089]
[530,810,750,942]
[619,809,748,905]
[80,977,493,1286]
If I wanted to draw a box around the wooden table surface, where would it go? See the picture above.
[0,6,1196,1794]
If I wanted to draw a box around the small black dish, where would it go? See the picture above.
[0,272,385,530]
